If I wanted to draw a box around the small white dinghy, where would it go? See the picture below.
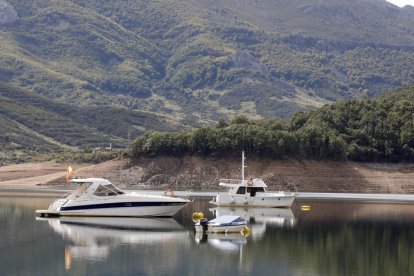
[195,215,248,234]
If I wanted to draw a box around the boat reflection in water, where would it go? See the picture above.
[195,232,247,252]
[210,207,296,240]
[193,207,296,261]
[37,216,189,265]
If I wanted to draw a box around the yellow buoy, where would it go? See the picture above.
[192,212,204,222]
[301,205,311,211]
[241,226,250,237]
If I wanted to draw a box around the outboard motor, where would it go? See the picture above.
[199,218,209,232]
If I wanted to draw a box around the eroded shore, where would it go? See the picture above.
[2,157,414,194]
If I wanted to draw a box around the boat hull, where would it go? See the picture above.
[58,204,187,217]
[210,194,295,208]
[38,199,188,217]
[195,224,246,234]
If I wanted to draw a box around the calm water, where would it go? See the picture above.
[1,192,414,276]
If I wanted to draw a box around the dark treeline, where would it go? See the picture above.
[131,85,414,162]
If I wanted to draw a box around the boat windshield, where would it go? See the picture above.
[67,183,89,199]
[94,184,125,197]
[247,187,265,197]
[247,187,265,193]
[236,187,246,194]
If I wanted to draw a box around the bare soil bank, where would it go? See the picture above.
[39,156,414,193]
[0,162,88,189]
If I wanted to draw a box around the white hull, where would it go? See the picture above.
[55,204,186,217]
[195,224,246,234]
[210,194,295,208]
[212,207,295,223]
[211,207,296,232]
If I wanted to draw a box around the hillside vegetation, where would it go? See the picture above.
[0,83,188,164]
[0,0,413,122]
[132,85,414,162]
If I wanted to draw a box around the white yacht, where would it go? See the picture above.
[36,178,189,217]
[210,152,295,208]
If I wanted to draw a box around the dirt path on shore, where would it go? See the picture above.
[2,157,414,193]
[0,162,91,189]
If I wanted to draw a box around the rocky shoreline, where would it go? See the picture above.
[39,156,414,194]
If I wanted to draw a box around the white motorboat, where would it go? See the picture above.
[211,207,296,240]
[195,215,247,234]
[36,178,189,217]
[211,207,296,228]
[210,152,295,208]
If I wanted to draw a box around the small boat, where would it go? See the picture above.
[36,178,189,217]
[210,151,295,208]
[195,215,247,234]
[211,207,296,228]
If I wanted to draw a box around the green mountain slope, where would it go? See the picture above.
[0,0,414,122]
[193,0,414,47]
[0,113,62,163]
[0,83,188,164]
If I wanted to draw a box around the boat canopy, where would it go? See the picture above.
[209,215,245,225]
[68,178,125,197]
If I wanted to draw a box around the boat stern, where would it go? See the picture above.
[36,198,67,217]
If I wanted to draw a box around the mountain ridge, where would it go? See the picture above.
[1,0,414,121]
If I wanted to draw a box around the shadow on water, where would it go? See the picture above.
[2,193,414,275]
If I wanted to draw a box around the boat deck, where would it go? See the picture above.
[35,210,60,217]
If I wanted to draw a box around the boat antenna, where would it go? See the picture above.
[242,151,246,181]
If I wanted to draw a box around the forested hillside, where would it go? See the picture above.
[0,0,414,122]
[132,85,414,162]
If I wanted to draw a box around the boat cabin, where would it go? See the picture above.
[219,178,268,197]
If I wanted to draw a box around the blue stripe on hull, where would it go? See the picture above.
[60,201,186,211]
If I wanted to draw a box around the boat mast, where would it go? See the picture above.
[241,151,246,181]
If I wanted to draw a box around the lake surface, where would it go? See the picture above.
[1,191,414,276]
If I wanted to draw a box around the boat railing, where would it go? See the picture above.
[219,179,243,185]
